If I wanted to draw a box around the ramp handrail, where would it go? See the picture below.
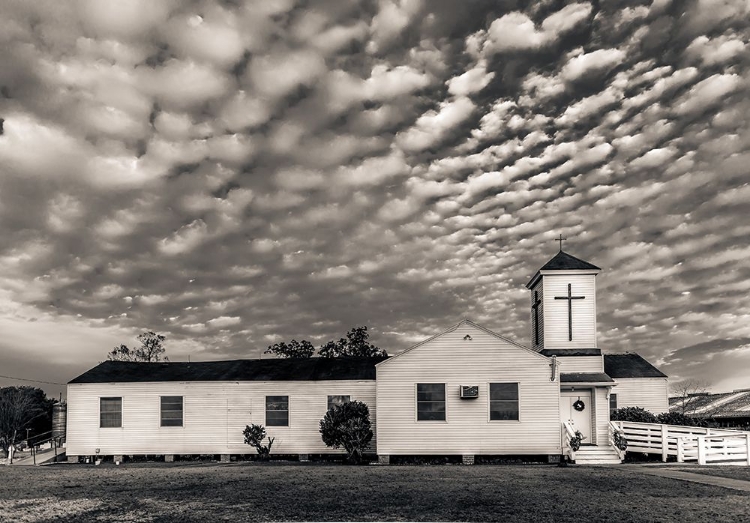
[614,421,750,466]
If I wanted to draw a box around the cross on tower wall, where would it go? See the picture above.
[536,275,598,350]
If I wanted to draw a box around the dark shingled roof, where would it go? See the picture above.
[560,372,614,383]
[603,354,667,378]
[69,357,387,384]
[527,251,601,287]
[540,251,601,271]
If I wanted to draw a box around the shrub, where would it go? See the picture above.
[243,424,275,460]
[656,411,707,427]
[569,430,585,451]
[610,407,657,423]
[319,400,373,464]
[613,430,628,451]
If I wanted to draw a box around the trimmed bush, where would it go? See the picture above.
[610,407,658,423]
[319,400,373,464]
[656,411,707,427]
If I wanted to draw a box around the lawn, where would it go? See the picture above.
[1,462,749,522]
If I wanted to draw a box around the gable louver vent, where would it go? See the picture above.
[460,385,479,399]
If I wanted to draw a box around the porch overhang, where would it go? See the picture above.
[560,372,616,387]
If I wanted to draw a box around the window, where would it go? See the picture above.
[609,393,618,416]
[417,383,445,421]
[266,396,289,426]
[327,395,350,411]
[100,397,122,428]
[160,396,183,427]
[489,383,519,421]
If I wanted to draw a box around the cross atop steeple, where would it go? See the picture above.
[555,234,566,252]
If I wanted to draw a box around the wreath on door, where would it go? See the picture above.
[573,399,585,411]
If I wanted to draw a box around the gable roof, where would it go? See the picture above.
[526,251,601,288]
[539,251,601,271]
[603,353,667,378]
[376,319,548,368]
[69,357,387,384]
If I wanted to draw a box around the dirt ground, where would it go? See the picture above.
[1,461,749,522]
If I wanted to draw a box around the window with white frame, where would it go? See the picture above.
[489,383,519,421]
[100,397,122,428]
[160,396,183,427]
[417,383,446,421]
[266,396,289,426]
[327,395,350,411]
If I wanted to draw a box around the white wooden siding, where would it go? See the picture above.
[376,323,561,455]
[542,274,597,349]
[531,281,544,351]
[66,380,375,456]
[611,378,669,414]
[593,387,609,445]
[556,356,604,373]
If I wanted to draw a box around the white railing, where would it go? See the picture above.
[614,421,750,466]
[562,421,577,461]
[608,421,626,461]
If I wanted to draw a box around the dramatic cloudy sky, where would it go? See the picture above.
[1,0,749,399]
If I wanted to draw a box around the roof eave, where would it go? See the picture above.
[561,381,618,386]
[527,268,601,289]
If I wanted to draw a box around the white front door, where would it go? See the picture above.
[560,391,592,443]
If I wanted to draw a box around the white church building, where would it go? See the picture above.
[66,250,668,463]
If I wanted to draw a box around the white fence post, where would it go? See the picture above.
[746,434,750,467]
[697,436,706,465]
[677,437,684,463]
[661,424,668,462]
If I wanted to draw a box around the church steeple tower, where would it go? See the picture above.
[526,250,601,352]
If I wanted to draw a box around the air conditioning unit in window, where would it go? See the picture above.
[460,385,479,399]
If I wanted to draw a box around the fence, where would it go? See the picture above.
[614,421,750,466]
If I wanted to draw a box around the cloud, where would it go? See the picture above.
[560,48,627,82]
[396,97,475,153]
[672,73,742,116]
[139,59,233,110]
[479,3,592,56]
[446,62,495,96]
[367,0,424,54]
[247,49,326,100]
[685,34,747,66]
[164,9,246,68]
[159,220,210,256]
[77,0,174,39]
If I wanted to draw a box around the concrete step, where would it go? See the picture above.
[576,449,621,456]
[574,446,622,464]
[575,458,623,465]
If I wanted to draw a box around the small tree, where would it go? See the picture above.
[671,379,710,415]
[243,423,275,460]
[108,331,168,362]
[318,326,387,358]
[0,387,54,457]
[265,339,314,358]
[319,400,373,464]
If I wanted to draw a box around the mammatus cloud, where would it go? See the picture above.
[0,0,749,397]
